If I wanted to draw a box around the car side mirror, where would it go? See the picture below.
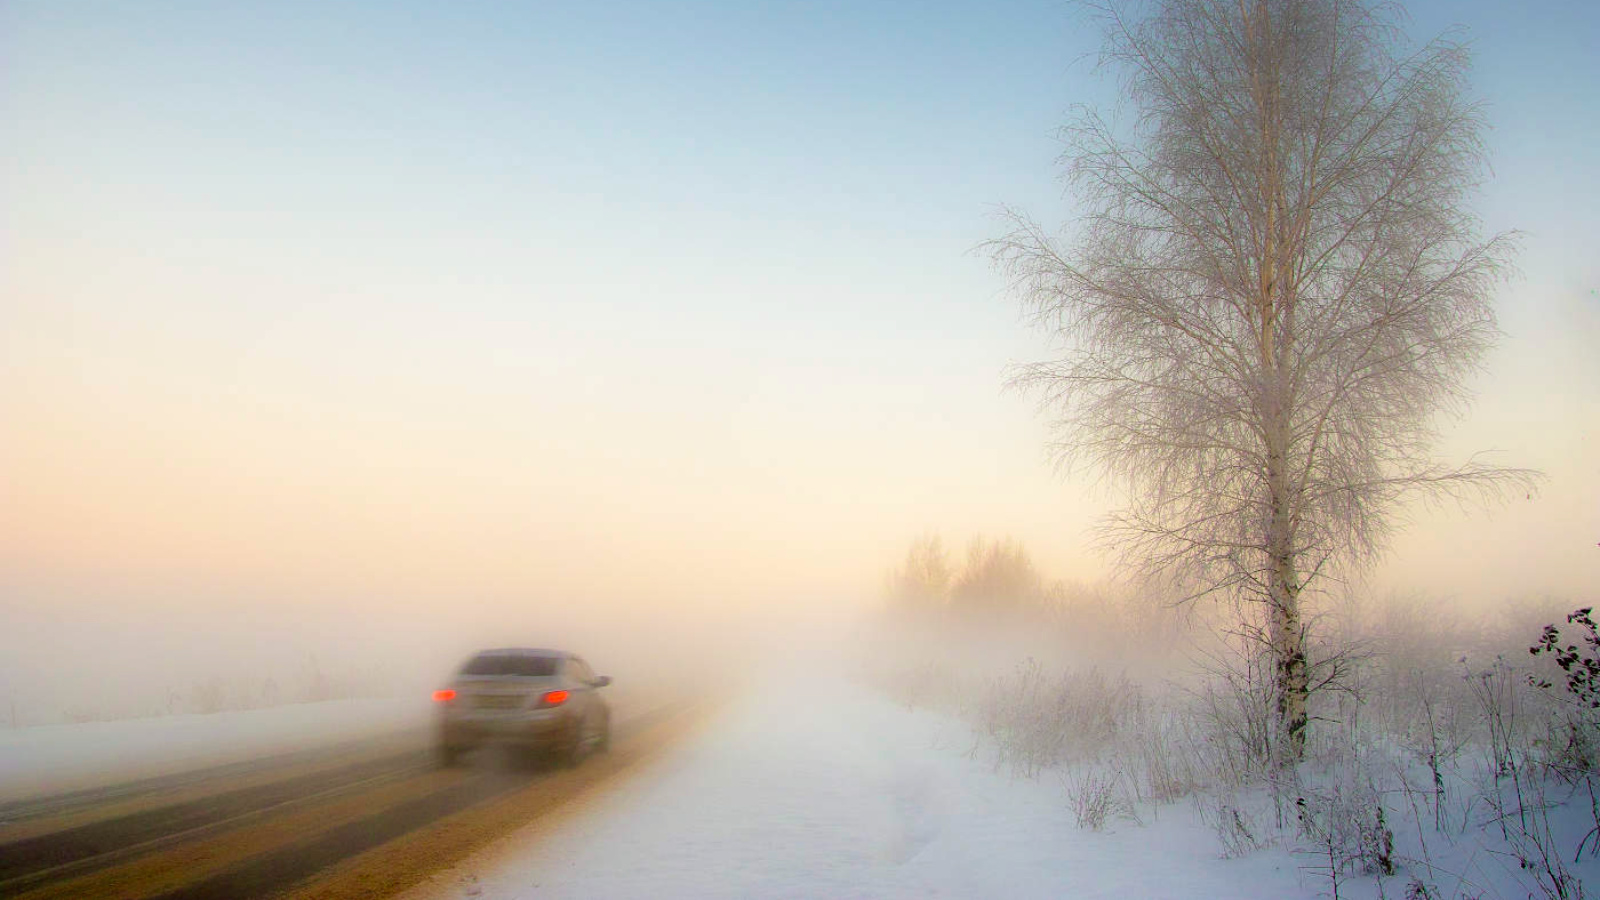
[592,675,612,688]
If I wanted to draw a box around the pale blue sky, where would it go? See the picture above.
[2,0,1596,621]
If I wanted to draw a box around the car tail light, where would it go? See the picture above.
[432,689,457,702]
[540,690,569,707]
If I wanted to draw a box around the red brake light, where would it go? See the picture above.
[432,689,457,702]
[542,690,569,707]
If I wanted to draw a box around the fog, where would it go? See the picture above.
[3,281,1592,727]
[2,0,1596,738]
[0,583,854,726]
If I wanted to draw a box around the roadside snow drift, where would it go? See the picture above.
[0,698,430,803]
[410,678,1307,900]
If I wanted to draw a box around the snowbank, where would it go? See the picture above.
[0,697,430,803]
[411,678,1308,899]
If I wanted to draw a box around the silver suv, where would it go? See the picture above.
[433,648,612,767]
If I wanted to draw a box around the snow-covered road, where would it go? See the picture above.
[406,678,1308,900]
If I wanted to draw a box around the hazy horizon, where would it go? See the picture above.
[3,0,1596,709]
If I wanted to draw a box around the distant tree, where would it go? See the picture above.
[950,536,1042,617]
[887,534,953,615]
[989,0,1537,763]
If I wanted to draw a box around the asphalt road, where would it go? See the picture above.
[0,703,700,900]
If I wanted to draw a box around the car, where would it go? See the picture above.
[432,648,612,767]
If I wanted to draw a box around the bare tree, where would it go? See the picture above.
[887,533,954,615]
[989,0,1537,763]
[950,536,1042,617]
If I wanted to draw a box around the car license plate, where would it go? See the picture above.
[475,695,522,710]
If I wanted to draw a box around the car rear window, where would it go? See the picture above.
[461,654,559,677]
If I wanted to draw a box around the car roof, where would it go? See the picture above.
[471,647,574,659]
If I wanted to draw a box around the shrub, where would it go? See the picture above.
[1064,769,1140,831]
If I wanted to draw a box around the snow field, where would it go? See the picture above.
[421,676,1306,899]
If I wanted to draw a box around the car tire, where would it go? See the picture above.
[557,720,586,768]
[437,743,466,768]
[596,714,611,753]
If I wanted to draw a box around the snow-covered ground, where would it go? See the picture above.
[410,679,1313,900]
[0,697,430,803]
[13,666,1593,898]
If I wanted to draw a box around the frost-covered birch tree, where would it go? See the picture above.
[989,0,1536,763]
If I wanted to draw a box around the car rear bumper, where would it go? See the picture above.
[438,709,574,748]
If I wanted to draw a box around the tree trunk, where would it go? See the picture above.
[1266,437,1308,765]
[1245,0,1307,767]
[1269,568,1307,763]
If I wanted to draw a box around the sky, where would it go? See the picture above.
[2,0,1597,670]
